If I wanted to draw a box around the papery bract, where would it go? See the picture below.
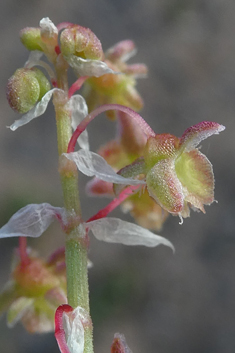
[40,17,58,41]
[87,217,174,250]
[67,56,117,78]
[65,94,89,150]
[0,200,172,250]
[0,203,65,238]
[8,88,63,131]
[63,149,146,185]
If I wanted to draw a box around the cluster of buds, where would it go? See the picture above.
[83,39,147,116]
[3,17,225,353]
[0,247,66,333]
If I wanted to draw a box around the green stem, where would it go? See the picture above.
[54,57,93,353]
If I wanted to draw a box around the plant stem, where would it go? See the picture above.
[54,57,93,353]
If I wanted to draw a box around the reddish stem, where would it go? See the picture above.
[67,104,156,153]
[68,76,88,98]
[19,237,30,267]
[86,185,139,223]
[55,304,74,353]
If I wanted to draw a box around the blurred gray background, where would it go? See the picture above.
[0,0,234,352]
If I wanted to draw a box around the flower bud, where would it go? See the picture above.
[106,40,136,62]
[40,17,58,44]
[20,27,43,51]
[111,333,132,353]
[0,248,67,334]
[7,68,51,113]
[60,25,103,60]
[13,257,60,297]
[83,40,147,112]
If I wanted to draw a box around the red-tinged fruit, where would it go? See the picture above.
[60,25,103,60]
[144,121,225,218]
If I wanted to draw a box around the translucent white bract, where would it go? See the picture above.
[63,307,90,353]
[87,217,174,250]
[65,95,89,150]
[0,203,64,238]
[68,56,117,77]
[63,150,146,185]
[40,17,58,37]
[9,88,63,131]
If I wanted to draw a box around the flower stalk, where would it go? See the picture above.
[87,185,140,222]
[54,54,93,353]
[67,103,155,153]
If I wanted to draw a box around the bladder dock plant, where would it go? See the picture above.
[1,17,225,353]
